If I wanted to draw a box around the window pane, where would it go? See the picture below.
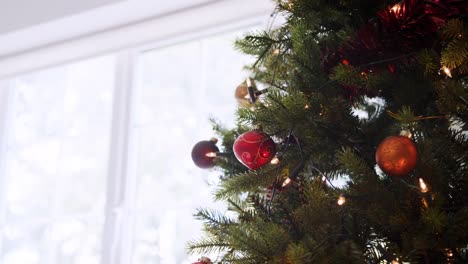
[131,30,255,263]
[52,219,103,264]
[2,223,47,264]
[0,55,115,262]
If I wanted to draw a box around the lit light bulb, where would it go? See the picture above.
[282,178,292,187]
[419,178,429,193]
[337,195,346,206]
[391,259,400,264]
[272,49,280,55]
[270,157,280,165]
[400,130,412,139]
[205,152,217,158]
[391,3,401,13]
[304,104,310,109]
[442,66,452,78]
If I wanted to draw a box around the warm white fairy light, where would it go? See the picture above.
[205,152,217,158]
[270,157,280,165]
[442,66,452,78]
[304,104,310,109]
[391,3,401,13]
[282,178,292,187]
[391,259,400,264]
[337,195,346,206]
[400,130,412,139]
[419,178,429,193]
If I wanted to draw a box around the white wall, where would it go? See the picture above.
[0,0,275,79]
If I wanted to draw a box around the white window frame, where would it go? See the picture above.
[0,0,275,80]
[0,0,275,263]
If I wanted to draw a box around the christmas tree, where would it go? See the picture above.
[188,0,468,263]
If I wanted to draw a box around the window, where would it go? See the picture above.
[0,56,115,264]
[0,29,257,264]
[130,30,254,263]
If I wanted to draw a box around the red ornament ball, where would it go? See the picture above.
[233,130,276,170]
[191,139,219,169]
[192,257,211,264]
[375,135,418,176]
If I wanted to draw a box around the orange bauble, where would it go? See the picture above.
[375,136,418,176]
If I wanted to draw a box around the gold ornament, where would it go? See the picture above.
[235,77,257,107]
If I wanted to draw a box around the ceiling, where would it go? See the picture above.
[0,0,123,34]
[0,0,216,57]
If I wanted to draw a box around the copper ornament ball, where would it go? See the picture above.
[375,135,418,176]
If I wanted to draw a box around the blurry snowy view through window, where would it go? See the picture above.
[0,29,255,264]
[131,30,255,263]
[0,56,115,264]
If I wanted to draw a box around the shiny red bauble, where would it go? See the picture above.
[233,130,276,170]
[375,135,418,176]
[192,257,211,264]
[191,139,219,169]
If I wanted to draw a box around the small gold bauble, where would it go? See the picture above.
[235,78,257,107]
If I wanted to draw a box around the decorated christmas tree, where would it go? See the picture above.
[188,0,467,263]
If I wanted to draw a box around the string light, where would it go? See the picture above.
[400,130,412,139]
[391,259,400,264]
[205,152,217,158]
[337,195,346,206]
[282,178,292,187]
[304,104,310,109]
[391,3,401,13]
[442,66,452,78]
[419,178,429,193]
[270,157,280,165]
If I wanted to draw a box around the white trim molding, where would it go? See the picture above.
[0,0,274,80]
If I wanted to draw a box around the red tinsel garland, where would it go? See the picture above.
[322,0,467,99]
